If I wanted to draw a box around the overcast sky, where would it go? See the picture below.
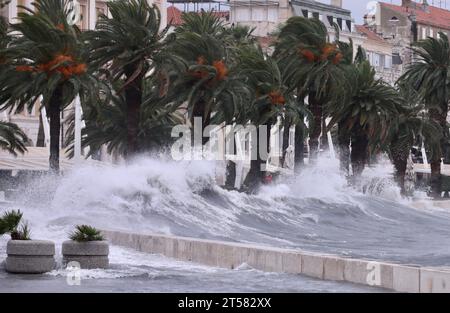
[317,0,450,24]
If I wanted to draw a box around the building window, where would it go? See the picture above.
[392,53,402,65]
[313,12,319,19]
[385,55,392,69]
[268,7,278,22]
[372,53,380,67]
[379,54,385,68]
[77,4,88,30]
[235,8,250,21]
[346,20,351,32]
[337,17,342,30]
[251,8,265,21]
[367,52,385,68]
[327,16,333,27]
[302,9,308,18]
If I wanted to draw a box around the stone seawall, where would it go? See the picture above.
[103,230,450,293]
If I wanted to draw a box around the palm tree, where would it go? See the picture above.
[174,11,226,37]
[328,60,401,180]
[386,100,441,195]
[274,17,347,164]
[0,12,13,112]
[168,13,249,145]
[398,32,450,197]
[0,10,28,156]
[84,0,169,158]
[0,0,98,172]
[236,45,306,190]
[64,80,182,158]
[330,43,364,175]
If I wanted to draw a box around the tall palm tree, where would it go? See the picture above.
[386,100,441,195]
[398,32,450,197]
[330,42,364,175]
[0,0,98,172]
[274,17,347,164]
[168,13,249,145]
[235,45,305,190]
[0,10,28,156]
[84,0,169,158]
[0,12,13,115]
[64,80,182,158]
[328,61,401,180]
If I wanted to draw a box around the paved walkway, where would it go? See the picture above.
[0,147,103,171]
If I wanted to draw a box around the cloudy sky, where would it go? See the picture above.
[317,0,450,23]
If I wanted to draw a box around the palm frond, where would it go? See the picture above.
[0,121,28,155]
[69,225,104,242]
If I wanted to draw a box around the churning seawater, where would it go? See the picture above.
[1,154,449,269]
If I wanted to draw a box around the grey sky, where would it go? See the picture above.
[317,0,450,24]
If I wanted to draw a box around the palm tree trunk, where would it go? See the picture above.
[225,136,237,190]
[308,92,322,163]
[49,86,63,173]
[321,117,329,151]
[429,106,448,197]
[294,92,305,168]
[243,145,262,193]
[224,160,236,190]
[124,68,144,158]
[391,149,407,196]
[294,124,304,167]
[191,97,212,146]
[390,137,413,196]
[37,112,45,147]
[243,122,271,192]
[337,122,350,175]
[281,121,291,167]
[430,160,442,198]
[350,129,368,179]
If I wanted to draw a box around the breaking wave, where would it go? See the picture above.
[4,154,450,267]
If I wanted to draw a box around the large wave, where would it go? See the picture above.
[4,154,450,267]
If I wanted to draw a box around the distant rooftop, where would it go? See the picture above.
[355,24,386,43]
[380,1,450,30]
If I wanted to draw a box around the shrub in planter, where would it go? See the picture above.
[62,225,109,269]
[0,210,55,274]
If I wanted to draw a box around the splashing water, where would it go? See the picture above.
[3,154,450,268]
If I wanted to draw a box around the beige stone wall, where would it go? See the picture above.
[360,36,401,85]
[230,0,293,37]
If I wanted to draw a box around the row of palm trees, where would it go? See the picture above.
[0,0,448,196]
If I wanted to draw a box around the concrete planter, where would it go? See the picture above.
[62,240,109,269]
[5,240,55,274]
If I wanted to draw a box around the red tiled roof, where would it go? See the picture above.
[355,25,386,43]
[213,11,230,20]
[167,6,183,26]
[380,2,450,30]
[167,7,230,27]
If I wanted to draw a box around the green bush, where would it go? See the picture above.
[69,225,104,242]
[0,210,31,240]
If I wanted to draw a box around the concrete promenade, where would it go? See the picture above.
[103,230,450,293]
